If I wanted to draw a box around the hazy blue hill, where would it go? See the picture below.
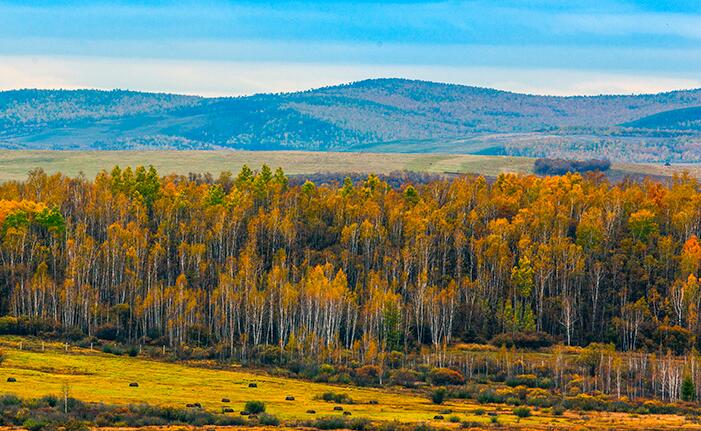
[2,79,701,161]
[623,106,701,131]
[0,89,200,124]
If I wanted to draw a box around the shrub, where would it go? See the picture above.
[473,408,485,415]
[477,390,504,404]
[448,415,460,423]
[319,392,354,404]
[101,344,123,356]
[388,351,404,368]
[354,365,381,386]
[39,395,58,407]
[244,400,265,414]
[505,397,521,406]
[255,344,287,365]
[534,158,610,175]
[0,348,4,365]
[310,416,348,430]
[525,388,559,407]
[552,405,565,416]
[259,413,280,426]
[94,324,120,341]
[513,406,531,418]
[682,375,696,402]
[63,326,85,341]
[564,394,607,411]
[490,332,554,349]
[389,368,419,387]
[506,374,538,388]
[0,316,18,334]
[412,423,436,431]
[349,417,371,431]
[448,386,478,399]
[656,325,694,355]
[22,419,47,431]
[428,368,465,385]
[431,388,447,405]
[0,394,21,406]
[127,346,139,357]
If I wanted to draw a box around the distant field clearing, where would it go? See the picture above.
[0,150,695,182]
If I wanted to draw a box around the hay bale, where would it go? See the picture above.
[129,382,139,387]
[186,404,195,408]
[193,403,202,408]
[368,400,379,405]
[333,406,343,411]
[343,411,352,416]
[433,415,444,420]
[223,408,234,413]
[6,377,16,383]
[248,382,257,388]
[221,398,230,403]
[240,411,250,416]
[306,409,316,414]
[285,396,295,401]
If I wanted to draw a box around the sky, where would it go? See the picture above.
[1,0,700,96]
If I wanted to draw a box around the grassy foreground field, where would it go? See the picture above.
[0,337,699,430]
[0,150,696,182]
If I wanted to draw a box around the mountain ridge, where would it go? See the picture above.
[2,78,701,162]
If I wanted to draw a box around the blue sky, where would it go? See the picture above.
[1,0,700,95]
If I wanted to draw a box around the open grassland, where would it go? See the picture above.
[0,150,697,183]
[0,338,699,430]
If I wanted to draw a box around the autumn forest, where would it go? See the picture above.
[1,166,701,363]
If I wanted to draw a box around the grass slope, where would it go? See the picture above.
[0,337,698,430]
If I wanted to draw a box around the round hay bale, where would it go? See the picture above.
[6,377,16,383]
[248,382,257,388]
[368,400,379,405]
[343,411,352,416]
[193,403,202,408]
[306,409,316,414]
[221,398,230,403]
[223,408,234,413]
[285,396,295,401]
[433,415,444,420]
[240,411,250,416]
[333,406,343,411]
[129,382,139,387]
[186,404,195,408]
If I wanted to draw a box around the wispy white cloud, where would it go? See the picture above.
[554,12,701,39]
[0,1,699,94]
[1,55,698,96]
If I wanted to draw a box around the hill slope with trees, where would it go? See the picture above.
[2,79,701,161]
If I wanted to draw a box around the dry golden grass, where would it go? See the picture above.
[0,150,536,182]
[0,337,699,430]
[0,150,698,184]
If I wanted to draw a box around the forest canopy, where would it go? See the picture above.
[1,166,701,359]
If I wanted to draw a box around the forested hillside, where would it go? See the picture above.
[2,167,701,358]
[2,79,701,161]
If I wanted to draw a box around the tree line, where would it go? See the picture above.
[2,166,701,358]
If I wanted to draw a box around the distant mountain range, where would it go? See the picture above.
[2,78,701,162]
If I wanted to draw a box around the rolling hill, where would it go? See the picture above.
[2,79,701,162]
